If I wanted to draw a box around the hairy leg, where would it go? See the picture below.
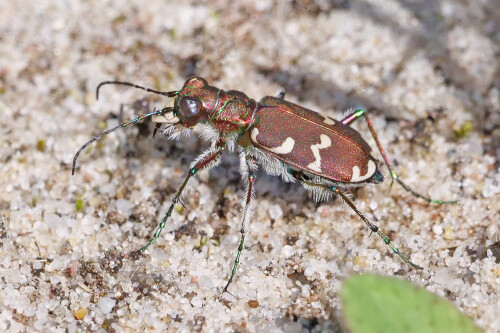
[341,109,458,204]
[223,154,257,293]
[290,170,422,270]
[139,143,225,253]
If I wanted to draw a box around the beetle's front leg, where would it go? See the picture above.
[139,142,225,253]
[341,109,458,205]
[223,154,257,293]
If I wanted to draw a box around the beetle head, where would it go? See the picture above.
[174,77,214,128]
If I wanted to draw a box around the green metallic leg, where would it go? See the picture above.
[139,146,224,253]
[296,173,423,270]
[331,186,422,270]
[223,156,256,293]
[341,109,458,205]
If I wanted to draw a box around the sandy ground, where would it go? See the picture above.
[0,1,499,332]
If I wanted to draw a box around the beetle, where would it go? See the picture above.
[72,77,458,292]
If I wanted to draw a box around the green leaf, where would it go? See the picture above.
[341,274,481,333]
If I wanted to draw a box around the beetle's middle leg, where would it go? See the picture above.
[139,142,225,253]
[290,170,423,270]
[341,109,458,205]
[223,154,257,293]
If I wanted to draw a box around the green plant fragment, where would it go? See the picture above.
[37,139,46,152]
[76,195,83,212]
[453,120,472,139]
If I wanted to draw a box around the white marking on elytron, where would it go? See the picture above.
[351,160,377,182]
[250,128,260,143]
[251,128,295,154]
[307,134,332,172]
[322,115,335,125]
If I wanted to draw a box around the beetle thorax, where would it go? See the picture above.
[176,77,257,133]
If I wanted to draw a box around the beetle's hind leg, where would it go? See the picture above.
[139,143,224,253]
[296,175,423,270]
[223,154,257,293]
[341,109,458,205]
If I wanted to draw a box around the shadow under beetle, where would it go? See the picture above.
[73,77,458,292]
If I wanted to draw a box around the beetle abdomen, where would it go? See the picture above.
[250,97,379,183]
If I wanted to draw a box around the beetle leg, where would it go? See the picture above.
[152,123,162,138]
[341,109,458,205]
[139,143,225,253]
[298,177,423,270]
[223,154,257,293]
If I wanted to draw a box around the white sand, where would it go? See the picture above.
[0,1,499,332]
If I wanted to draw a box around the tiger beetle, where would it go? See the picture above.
[72,77,458,293]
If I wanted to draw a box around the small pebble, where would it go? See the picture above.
[97,297,116,315]
[73,308,87,320]
[353,256,367,268]
[32,261,43,270]
[248,300,259,308]
[115,199,133,214]
[304,266,316,279]
[67,260,79,278]
[268,204,283,220]
[432,224,443,235]
[198,275,213,290]
[280,245,294,258]
[444,226,453,240]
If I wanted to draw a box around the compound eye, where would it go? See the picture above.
[178,96,203,127]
